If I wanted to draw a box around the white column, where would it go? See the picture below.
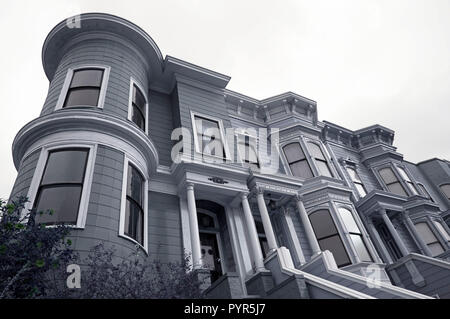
[380,209,409,257]
[366,217,392,264]
[241,193,265,271]
[403,213,433,257]
[296,196,321,255]
[256,188,278,252]
[186,183,202,269]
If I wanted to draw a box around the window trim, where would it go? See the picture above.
[24,143,97,229]
[344,165,367,199]
[308,207,352,267]
[279,138,314,179]
[119,156,149,253]
[334,204,373,263]
[55,65,111,110]
[416,182,435,202]
[395,164,419,196]
[190,111,231,160]
[374,164,408,197]
[306,141,334,178]
[127,77,149,135]
[236,131,260,168]
[438,183,450,201]
[414,221,445,257]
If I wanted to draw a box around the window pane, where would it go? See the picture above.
[440,184,450,199]
[132,85,146,112]
[198,213,215,229]
[338,208,360,234]
[418,184,430,198]
[290,160,313,179]
[283,143,305,163]
[355,183,367,197]
[309,210,338,239]
[350,234,372,262]
[346,167,360,182]
[379,167,398,184]
[406,181,419,195]
[127,165,144,205]
[434,221,450,241]
[64,88,100,107]
[315,160,333,177]
[195,116,220,135]
[428,242,445,257]
[70,69,103,88]
[35,186,82,225]
[125,199,144,245]
[387,182,408,197]
[319,235,351,267]
[415,222,438,245]
[131,105,145,130]
[42,150,88,185]
[308,142,326,160]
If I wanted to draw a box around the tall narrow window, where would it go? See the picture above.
[125,164,145,245]
[283,143,313,179]
[417,183,434,202]
[34,149,89,225]
[433,221,450,242]
[378,167,408,197]
[346,167,367,198]
[397,166,419,195]
[130,84,146,131]
[237,135,259,168]
[440,184,450,200]
[338,208,372,262]
[64,69,104,108]
[255,220,269,259]
[414,222,444,256]
[309,209,351,267]
[307,142,333,178]
[194,115,226,158]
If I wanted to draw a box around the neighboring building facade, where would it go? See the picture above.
[9,13,450,299]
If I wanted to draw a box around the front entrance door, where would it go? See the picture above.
[200,233,223,282]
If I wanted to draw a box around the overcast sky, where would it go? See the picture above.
[1,0,449,198]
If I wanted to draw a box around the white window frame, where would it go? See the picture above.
[304,139,337,178]
[374,163,409,197]
[119,156,149,253]
[438,183,450,201]
[395,164,419,196]
[190,111,231,160]
[279,138,314,179]
[235,130,260,168]
[127,77,149,135]
[416,182,434,202]
[24,142,97,229]
[55,65,111,110]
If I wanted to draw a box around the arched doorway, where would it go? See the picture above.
[196,200,234,283]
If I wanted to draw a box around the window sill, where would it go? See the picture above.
[118,233,148,256]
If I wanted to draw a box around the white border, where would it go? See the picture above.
[119,155,149,253]
[55,65,111,110]
[190,110,231,160]
[127,77,149,135]
[24,142,97,229]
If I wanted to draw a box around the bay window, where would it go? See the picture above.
[338,207,372,262]
[64,68,104,108]
[130,83,147,132]
[346,167,367,198]
[283,143,313,179]
[378,167,408,197]
[307,142,333,178]
[124,164,145,245]
[309,209,351,267]
[414,222,444,256]
[34,148,89,225]
[397,166,419,195]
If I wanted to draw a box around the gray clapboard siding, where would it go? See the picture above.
[9,149,41,201]
[41,38,148,122]
[148,90,174,166]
